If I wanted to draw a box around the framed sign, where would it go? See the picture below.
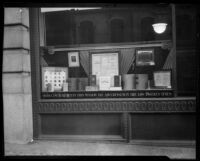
[68,51,80,67]
[136,48,155,66]
[91,52,119,87]
[153,70,172,89]
[42,67,68,92]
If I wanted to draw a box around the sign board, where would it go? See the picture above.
[91,52,119,86]
[153,70,172,88]
[41,90,174,99]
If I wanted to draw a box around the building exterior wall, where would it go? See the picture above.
[3,8,33,144]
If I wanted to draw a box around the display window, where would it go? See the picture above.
[37,5,195,99]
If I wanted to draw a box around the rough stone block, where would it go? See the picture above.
[2,73,32,94]
[3,25,30,49]
[4,8,29,27]
[3,94,33,144]
[3,49,31,72]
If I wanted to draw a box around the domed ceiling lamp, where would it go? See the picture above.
[152,23,167,34]
[152,12,168,34]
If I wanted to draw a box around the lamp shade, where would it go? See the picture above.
[152,23,167,34]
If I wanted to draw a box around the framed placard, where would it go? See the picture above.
[136,48,155,66]
[91,52,119,87]
[68,51,80,67]
[153,70,172,89]
[42,67,68,92]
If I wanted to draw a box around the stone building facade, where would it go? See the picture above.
[3,8,33,144]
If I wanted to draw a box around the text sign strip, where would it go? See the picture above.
[41,90,174,99]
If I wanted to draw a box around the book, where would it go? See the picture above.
[109,87,122,91]
[89,75,96,86]
[68,78,77,91]
[62,82,68,92]
[78,78,88,91]
[114,75,121,87]
[85,86,99,91]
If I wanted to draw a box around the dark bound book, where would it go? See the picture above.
[68,78,77,91]
[89,75,96,86]
[114,75,121,87]
[78,78,88,91]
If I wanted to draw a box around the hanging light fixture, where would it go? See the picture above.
[152,8,168,34]
[152,23,167,34]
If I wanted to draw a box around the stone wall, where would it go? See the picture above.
[3,8,33,144]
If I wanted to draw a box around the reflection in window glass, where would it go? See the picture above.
[110,19,124,43]
[141,17,155,41]
[79,21,94,44]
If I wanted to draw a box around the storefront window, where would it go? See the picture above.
[39,5,177,99]
[176,5,197,96]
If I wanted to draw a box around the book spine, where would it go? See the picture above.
[89,75,96,86]
[114,75,121,87]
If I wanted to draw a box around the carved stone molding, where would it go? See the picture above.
[35,99,196,113]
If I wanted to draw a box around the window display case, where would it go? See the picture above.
[39,6,174,99]
[40,45,174,99]
[29,4,196,142]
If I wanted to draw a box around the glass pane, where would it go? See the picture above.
[39,5,175,99]
[43,5,171,46]
[176,5,197,96]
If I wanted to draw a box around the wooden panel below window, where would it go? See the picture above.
[131,113,196,140]
[40,113,122,136]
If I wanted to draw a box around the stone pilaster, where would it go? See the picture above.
[3,8,33,144]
